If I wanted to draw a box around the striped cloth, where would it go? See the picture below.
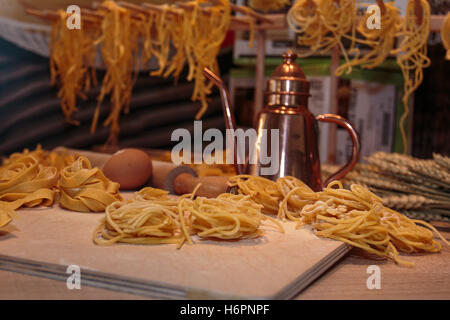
[0,37,229,156]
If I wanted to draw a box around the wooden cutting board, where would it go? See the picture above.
[0,200,350,299]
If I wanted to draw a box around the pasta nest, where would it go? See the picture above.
[2,144,76,171]
[58,156,122,212]
[0,155,58,210]
[94,197,182,246]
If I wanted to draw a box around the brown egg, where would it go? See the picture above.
[102,148,153,190]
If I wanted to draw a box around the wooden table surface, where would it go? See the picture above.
[1,223,449,300]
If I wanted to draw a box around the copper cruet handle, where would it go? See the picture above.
[316,114,361,188]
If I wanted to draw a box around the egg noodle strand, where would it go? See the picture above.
[287,0,355,62]
[391,0,431,154]
[90,1,141,146]
[182,0,231,119]
[49,10,98,125]
[335,1,401,75]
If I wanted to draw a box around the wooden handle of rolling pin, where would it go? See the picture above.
[173,173,229,198]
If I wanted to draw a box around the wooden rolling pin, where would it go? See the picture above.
[53,147,229,198]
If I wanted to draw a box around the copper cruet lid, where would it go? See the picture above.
[265,50,310,108]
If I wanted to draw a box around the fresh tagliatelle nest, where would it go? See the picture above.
[59,156,123,212]
[93,187,284,248]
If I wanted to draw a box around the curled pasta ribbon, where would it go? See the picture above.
[0,155,58,211]
[134,187,172,201]
[179,193,284,245]
[59,156,122,212]
[0,204,16,228]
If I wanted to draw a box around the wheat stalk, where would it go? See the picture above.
[382,194,441,210]
[433,153,450,171]
[409,160,450,186]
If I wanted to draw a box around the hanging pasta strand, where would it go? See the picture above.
[182,0,231,119]
[45,0,265,146]
[91,1,141,146]
[50,10,98,125]
[287,0,356,64]
[149,5,172,77]
[139,10,156,66]
[287,0,336,56]
[164,12,187,80]
[391,0,431,154]
[335,1,401,75]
